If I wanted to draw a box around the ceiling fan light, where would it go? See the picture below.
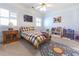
[35,6,41,9]
[40,6,46,12]
[34,3,51,12]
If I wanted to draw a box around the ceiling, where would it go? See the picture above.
[18,3,79,15]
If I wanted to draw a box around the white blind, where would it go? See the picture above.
[36,18,42,27]
[0,8,17,26]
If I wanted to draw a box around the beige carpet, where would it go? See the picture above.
[0,39,41,56]
[51,35,79,51]
[0,35,79,56]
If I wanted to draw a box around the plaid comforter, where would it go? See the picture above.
[21,32,47,48]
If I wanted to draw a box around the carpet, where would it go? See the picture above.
[39,41,79,56]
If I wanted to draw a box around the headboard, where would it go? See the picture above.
[20,26,35,32]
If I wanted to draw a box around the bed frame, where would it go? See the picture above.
[19,26,51,48]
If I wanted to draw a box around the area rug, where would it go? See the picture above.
[39,41,79,56]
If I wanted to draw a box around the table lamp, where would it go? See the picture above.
[8,22,13,30]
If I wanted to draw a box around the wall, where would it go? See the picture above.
[0,3,43,42]
[43,5,79,32]
[0,3,43,27]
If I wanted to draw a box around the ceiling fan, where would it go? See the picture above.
[32,3,51,12]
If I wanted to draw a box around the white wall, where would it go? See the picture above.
[44,5,79,32]
[0,3,43,27]
[0,3,43,42]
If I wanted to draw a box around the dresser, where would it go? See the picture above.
[63,29,74,40]
[3,30,19,46]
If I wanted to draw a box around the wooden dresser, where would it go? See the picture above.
[3,30,19,46]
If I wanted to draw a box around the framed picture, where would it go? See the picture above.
[53,16,62,23]
[24,15,33,22]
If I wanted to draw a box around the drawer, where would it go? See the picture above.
[3,30,18,35]
[9,31,18,34]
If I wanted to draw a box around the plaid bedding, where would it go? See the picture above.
[21,32,47,48]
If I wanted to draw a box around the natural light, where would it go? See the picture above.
[0,8,17,26]
[36,18,42,27]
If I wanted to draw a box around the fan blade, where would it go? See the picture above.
[35,6,41,9]
[46,4,52,7]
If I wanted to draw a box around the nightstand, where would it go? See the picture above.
[2,30,19,46]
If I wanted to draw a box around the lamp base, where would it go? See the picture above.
[8,28,13,31]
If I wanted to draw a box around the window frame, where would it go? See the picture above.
[36,17,42,27]
[0,8,17,26]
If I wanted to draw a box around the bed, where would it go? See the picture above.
[20,27,51,48]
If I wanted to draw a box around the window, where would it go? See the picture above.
[0,8,9,26]
[0,8,9,17]
[10,19,17,26]
[36,18,42,27]
[9,12,17,26]
[0,18,9,25]
[0,8,17,26]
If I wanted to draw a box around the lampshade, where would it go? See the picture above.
[9,22,14,28]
